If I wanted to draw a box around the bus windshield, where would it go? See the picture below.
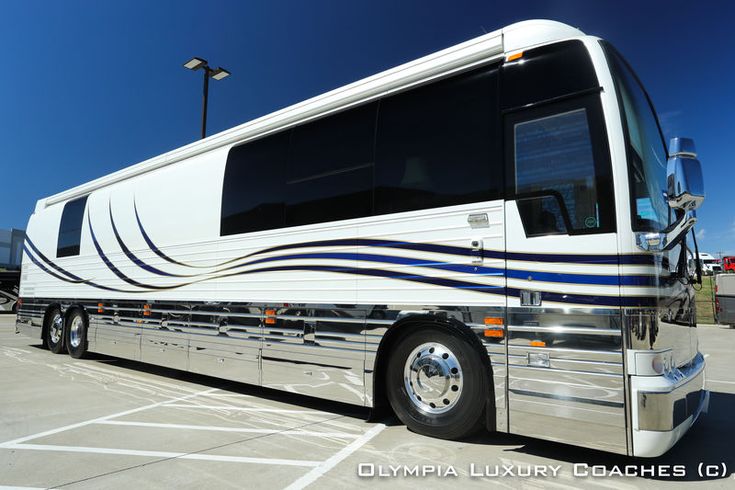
[605,44,669,232]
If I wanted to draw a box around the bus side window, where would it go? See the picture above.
[374,65,502,215]
[57,195,88,257]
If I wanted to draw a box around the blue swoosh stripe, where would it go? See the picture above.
[24,237,84,282]
[110,202,192,278]
[223,264,505,294]
[25,240,656,306]
[23,244,127,292]
[89,208,176,290]
[133,200,209,268]
[227,251,656,287]
[247,238,662,266]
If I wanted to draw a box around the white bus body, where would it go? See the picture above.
[16,20,708,457]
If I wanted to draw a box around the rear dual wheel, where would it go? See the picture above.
[44,308,88,358]
[45,308,65,354]
[66,310,88,359]
[386,327,489,440]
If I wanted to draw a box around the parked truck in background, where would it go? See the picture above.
[723,256,735,273]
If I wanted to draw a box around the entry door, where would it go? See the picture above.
[503,94,628,453]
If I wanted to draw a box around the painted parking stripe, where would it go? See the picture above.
[1,443,320,467]
[0,388,218,446]
[285,424,386,490]
[0,486,47,490]
[161,403,329,414]
[707,379,735,385]
[96,420,360,438]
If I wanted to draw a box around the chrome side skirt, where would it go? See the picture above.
[17,298,631,454]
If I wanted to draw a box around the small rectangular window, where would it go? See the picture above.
[57,196,88,257]
[507,97,615,236]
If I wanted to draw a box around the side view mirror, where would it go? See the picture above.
[638,137,704,252]
[667,137,704,210]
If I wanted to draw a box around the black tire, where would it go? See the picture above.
[65,309,88,359]
[45,307,66,354]
[386,326,489,440]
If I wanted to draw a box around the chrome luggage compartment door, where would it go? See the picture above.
[261,305,367,406]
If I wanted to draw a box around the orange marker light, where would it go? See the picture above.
[143,304,151,317]
[97,303,104,313]
[530,340,546,347]
[484,317,503,325]
[484,329,504,338]
[506,51,523,62]
[264,309,277,325]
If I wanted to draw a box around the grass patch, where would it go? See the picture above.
[695,275,717,324]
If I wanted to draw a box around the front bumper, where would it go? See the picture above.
[631,352,708,457]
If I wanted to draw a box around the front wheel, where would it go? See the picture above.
[45,308,65,354]
[386,326,489,440]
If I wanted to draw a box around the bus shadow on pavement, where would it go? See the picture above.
[30,344,375,421]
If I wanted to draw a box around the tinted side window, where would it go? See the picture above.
[285,103,376,227]
[57,196,88,257]
[374,66,501,215]
[220,132,289,236]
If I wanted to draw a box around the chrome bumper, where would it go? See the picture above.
[631,352,708,457]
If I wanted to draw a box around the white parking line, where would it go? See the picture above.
[96,420,360,439]
[0,486,47,490]
[0,388,218,446]
[162,404,326,414]
[284,424,386,490]
[0,443,320,467]
[707,379,735,385]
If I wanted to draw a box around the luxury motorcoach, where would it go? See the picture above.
[16,20,708,457]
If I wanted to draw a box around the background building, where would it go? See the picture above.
[0,228,25,270]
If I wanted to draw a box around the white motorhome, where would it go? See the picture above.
[689,251,720,275]
[700,252,721,275]
[16,20,708,457]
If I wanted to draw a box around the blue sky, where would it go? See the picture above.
[1,1,733,255]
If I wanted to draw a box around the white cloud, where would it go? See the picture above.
[697,228,706,239]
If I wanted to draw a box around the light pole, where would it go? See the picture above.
[183,57,231,139]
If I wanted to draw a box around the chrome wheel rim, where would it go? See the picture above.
[404,342,463,414]
[49,313,63,344]
[69,316,83,348]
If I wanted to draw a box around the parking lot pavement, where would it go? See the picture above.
[1,314,734,489]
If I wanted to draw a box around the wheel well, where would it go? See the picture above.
[370,315,495,428]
